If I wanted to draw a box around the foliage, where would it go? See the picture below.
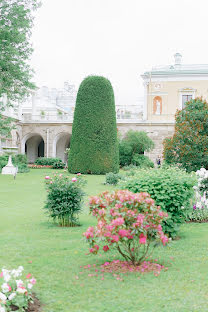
[188,168,208,222]
[28,164,52,169]
[119,130,154,167]
[35,157,64,167]
[163,98,208,172]
[132,154,154,168]
[52,159,65,169]
[44,173,86,227]
[83,190,169,265]
[17,163,30,173]
[68,76,119,174]
[119,168,197,238]
[105,172,122,185]
[0,266,36,312]
[0,0,40,136]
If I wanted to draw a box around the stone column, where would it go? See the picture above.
[143,81,148,121]
[46,128,49,158]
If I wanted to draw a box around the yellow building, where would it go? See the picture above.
[141,53,208,123]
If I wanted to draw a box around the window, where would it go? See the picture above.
[182,94,192,109]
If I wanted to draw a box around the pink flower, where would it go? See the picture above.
[26,274,31,279]
[72,177,77,182]
[103,245,109,252]
[139,233,147,244]
[111,217,124,227]
[30,278,36,285]
[94,245,99,251]
[0,272,3,277]
[77,173,81,176]
[118,229,129,238]
[111,235,119,242]
[45,176,50,180]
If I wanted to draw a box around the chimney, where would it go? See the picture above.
[174,53,182,67]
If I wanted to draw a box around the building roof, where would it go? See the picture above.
[141,53,208,79]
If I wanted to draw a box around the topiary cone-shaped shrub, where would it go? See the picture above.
[68,76,119,174]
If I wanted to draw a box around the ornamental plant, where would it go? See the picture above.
[44,173,86,226]
[188,168,208,222]
[68,76,119,174]
[0,266,36,312]
[119,168,196,238]
[83,190,169,265]
[163,98,208,172]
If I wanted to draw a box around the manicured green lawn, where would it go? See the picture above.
[0,169,208,312]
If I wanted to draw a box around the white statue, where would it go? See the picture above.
[155,100,161,115]
[2,155,18,175]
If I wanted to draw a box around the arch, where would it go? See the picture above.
[52,132,71,163]
[21,133,45,163]
[153,96,162,115]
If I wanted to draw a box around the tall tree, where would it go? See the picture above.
[163,98,208,172]
[68,76,119,174]
[0,0,40,135]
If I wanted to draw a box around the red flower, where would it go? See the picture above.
[103,245,109,252]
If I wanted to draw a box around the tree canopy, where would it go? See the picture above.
[0,0,40,135]
[163,98,208,172]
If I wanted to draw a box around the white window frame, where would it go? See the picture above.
[179,88,196,110]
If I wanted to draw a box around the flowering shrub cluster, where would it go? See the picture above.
[44,173,85,226]
[0,266,36,312]
[189,168,208,222]
[83,190,169,265]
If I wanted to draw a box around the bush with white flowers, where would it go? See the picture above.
[189,168,208,222]
[0,266,36,312]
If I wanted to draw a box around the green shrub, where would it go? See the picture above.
[105,172,122,185]
[68,76,119,174]
[17,163,30,173]
[0,155,8,169]
[52,159,65,169]
[119,130,154,167]
[119,168,197,238]
[35,157,64,167]
[44,174,86,226]
[14,154,27,164]
[132,154,154,168]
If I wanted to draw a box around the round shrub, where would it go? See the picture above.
[44,174,86,227]
[68,76,119,174]
[52,159,65,169]
[132,154,154,168]
[83,190,169,265]
[119,168,197,238]
[119,130,154,167]
[105,172,122,185]
[17,163,30,173]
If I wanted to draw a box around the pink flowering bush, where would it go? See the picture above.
[0,266,36,312]
[83,190,169,265]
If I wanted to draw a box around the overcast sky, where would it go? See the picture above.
[30,0,208,106]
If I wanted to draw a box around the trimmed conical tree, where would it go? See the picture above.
[68,76,119,174]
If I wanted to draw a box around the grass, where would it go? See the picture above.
[0,169,208,311]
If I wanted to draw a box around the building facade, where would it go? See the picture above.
[2,54,208,164]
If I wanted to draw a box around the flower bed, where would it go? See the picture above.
[28,164,52,169]
[0,266,39,312]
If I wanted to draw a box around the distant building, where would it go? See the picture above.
[2,54,208,164]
